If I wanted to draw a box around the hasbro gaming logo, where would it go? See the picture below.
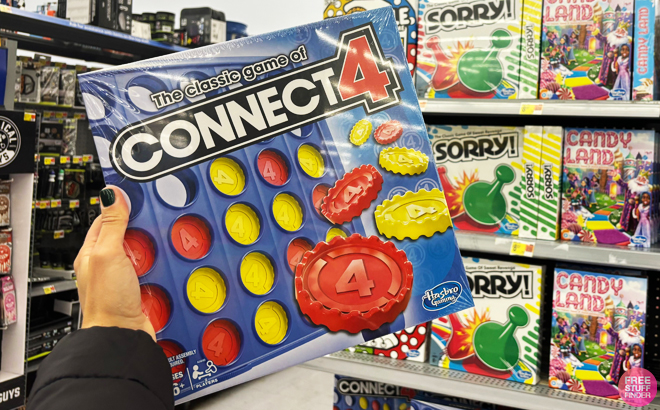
[609,89,627,99]
[631,235,648,245]
[504,222,519,231]
[422,281,462,311]
[498,88,516,98]
[406,350,420,358]
[516,370,532,380]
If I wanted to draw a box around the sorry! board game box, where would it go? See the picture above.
[428,125,524,236]
[347,323,430,361]
[550,268,647,399]
[429,257,544,385]
[560,128,656,246]
[78,8,472,403]
[323,0,419,76]
[540,0,634,100]
[416,0,543,99]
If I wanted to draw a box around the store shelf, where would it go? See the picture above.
[15,102,85,111]
[0,7,186,64]
[420,99,660,118]
[32,267,75,280]
[29,279,76,297]
[302,352,660,410]
[455,231,660,270]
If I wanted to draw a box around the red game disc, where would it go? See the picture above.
[257,150,288,186]
[321,164,383,224]
[374,120,403,145]
[312,184,331,217]
[295,234,413,333]
[124,229,155,277]
[287,238,313,273]
[171,215,212,260]
[141,285,171,333]
[202,319,241,366]
[158,340,186,383]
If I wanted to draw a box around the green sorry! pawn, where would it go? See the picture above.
[463,164,515,225]
[472,305,529,371]
[457,29,512,93]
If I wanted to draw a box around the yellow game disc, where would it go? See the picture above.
[374,189,453,240]
[272,193,303,232]
[209,157,245,196]
[326,227,347,242]
[383,404,390,410]
[186,268,226,313]
[349,119,372,146]
[379,147,429,175]
[298,145,325,178]
[240,252,275,295]
[226,204,261,245]
[398,404,407,410]
[359,397,368,409]
[255,301,288,345]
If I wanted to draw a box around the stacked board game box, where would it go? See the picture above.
[347,323,430,362]
[550,267,647,399]
[78,9,473,403]
[540,0,634,100]
[416,0,543,99]
[333,375,415,410]
[560,128,657,247]
[632,0,656,101]
[323,0,419,76]
[429,257,544,385]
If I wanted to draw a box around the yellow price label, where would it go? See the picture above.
[39,201,49,209]
[54,230,65,239]
[60,156,70,164]
[510,240,535,257]
[51,199,62,208]
[43,285,56,295]
[519,103,543,115]
[69,199,80,209]
[44,157,55,165]
[90,197,99,205]
[24,112,36,122]
[73,156,82,164]
[83,155,93,162]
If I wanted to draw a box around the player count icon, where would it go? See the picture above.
[463,164,515,225]
[473,305,529,371]
[192,360,218,380]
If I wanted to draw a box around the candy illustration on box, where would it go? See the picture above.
[78,9,472,403]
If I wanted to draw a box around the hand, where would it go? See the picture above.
[74,186,156,341]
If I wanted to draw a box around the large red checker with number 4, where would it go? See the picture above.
[257,150,288,186]
[321,164,383,224]
[141,285,171,333]
[202,319,241,366]
[171,215,212,260]
[295,234,413,333]
[124,229,155,276]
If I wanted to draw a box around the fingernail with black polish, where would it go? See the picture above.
[100,188,115,207]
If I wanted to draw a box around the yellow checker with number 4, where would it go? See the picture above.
[186,267,226,313]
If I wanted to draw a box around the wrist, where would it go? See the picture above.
[82,315,156,341]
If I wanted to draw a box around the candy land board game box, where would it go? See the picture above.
[560,128,656,247]
[322,0,419,76]
[428,125,526,236]
[539,0,634,100]
[632,0,656,101]
[550,268,647,399]
[78,9,472,403]
[429,257,544,385]
[347,322,429,361]
[416,0,543,99]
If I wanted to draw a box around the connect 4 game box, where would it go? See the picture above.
[78,9,472,403]
[429,257,544,385]
[429,125,524,236]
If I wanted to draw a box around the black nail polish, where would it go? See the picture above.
[100,188,115,207]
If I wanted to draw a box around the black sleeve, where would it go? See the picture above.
[28,327,174,410]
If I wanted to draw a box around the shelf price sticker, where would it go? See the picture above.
[60,156,70,164]
[43,285,56,295]
[90,197,100,205]
[82,155,94,163]
[54,230,65,240]
[73,113,87,120]
[69,199,80,209]
[51,199,62,208]
[510,240,535,257]
[72,156,83,164]
[24,112,36,122]
[38,201,50,209]
[43,157,55,166]
[519,103,543,115]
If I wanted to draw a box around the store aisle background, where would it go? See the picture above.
[23,0,324,34]
[185,367,333,409]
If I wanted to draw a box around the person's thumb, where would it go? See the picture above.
[96,186,130,249]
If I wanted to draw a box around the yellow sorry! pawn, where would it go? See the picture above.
[379,147,429,175]
[349,119,373,146]
[374,189,453,240]
[186,268,226,313]
[255,301,288,345]
[209,157,245,196]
